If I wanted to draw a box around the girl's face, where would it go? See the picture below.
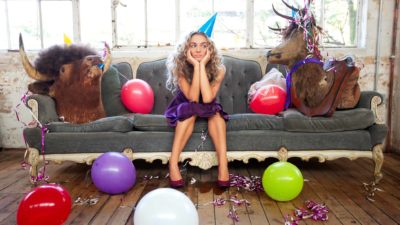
[188,34,209,61]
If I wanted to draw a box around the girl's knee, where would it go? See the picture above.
[177,115,196,125]
[209,113,224,123]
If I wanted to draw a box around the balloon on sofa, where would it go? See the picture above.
[262,161,303,201]
[134,188,199,225]
[249,84,286,115]
[17,184,72,225]
[121,79,154,114]
[91,152,136,194]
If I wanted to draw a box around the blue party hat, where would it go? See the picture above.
[198,13,218,37]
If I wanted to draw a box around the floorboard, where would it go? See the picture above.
[0,149,399,225]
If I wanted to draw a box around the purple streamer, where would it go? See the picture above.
[284,200,329,224]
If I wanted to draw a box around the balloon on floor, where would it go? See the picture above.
[17,184,72,225]
[262,161,303,201]
[121,79,154,114]
[91,152,136,194]
[134,188,199,225]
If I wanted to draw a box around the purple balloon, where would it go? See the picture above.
[91,152,136,194]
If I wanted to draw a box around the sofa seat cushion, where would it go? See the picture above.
[131,114,207,132]
[47,116,134,133]
[283,108,375,132]
[131,113,283,132]
[227,114,283,130]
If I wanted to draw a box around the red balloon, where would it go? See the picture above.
[121,79,154,114]
[17,184,72,225]
[250,84,286,115]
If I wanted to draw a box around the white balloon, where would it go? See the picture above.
[134,188,199,225]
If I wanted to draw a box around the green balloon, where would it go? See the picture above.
[262,161,303,201]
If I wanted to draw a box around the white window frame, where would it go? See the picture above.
[1,0,364,50]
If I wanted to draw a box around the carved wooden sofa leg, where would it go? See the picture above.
[372,144,384,184]
[122,148,134,161]
[27,147,40,182]
[278,147,288,161]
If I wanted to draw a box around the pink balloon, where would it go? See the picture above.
[250,84,286,115]
[121,79,154,114]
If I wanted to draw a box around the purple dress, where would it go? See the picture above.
[164,89,229,127]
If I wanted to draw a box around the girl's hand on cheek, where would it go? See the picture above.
[200,49,211,66]
[186,50,199,66]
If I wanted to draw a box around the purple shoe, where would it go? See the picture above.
[169,178,184,188]
[217,179,230,188]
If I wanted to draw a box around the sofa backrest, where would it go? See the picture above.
[114,62,134,86]
[218,56,263,114]
[136,55,263,115]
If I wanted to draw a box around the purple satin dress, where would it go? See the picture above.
[164,89,229,127]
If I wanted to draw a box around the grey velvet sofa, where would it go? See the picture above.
[23,56,387,184]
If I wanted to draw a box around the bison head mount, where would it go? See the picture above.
[19,34,111,124]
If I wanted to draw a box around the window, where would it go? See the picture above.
[0,0,362,50]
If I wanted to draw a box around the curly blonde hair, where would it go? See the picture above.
[166,31,222,92]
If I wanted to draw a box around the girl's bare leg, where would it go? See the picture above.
[169,116,196,181]
[208,114,229,181]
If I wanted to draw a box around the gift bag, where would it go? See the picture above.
[248,68,286,104]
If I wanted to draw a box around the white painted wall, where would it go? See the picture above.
[0,0,397,148]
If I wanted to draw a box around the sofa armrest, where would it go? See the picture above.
[357,91,384,109]
[356,91,385,124]
[25,94,59,124]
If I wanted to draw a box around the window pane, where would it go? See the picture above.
[80,0,112,48]
[254,0,305,48]
[254,0,358,48]
[180,0,213,39]
[214,0,246,48]
[181,0,246,48]
[148,0,174,46]
[115,0,145,47]
[41,1,73,48]
[8,0,40,50]
[323,0,358,46]
[0,1,7,50]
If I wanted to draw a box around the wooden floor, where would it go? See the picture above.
[0,149,399,225]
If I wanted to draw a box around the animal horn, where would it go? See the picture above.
[268,26,283,32]
[19,34,51,81]
[272,4,295,21]
[102,42,111,72]
[281,0,299,12]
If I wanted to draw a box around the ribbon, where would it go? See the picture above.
[229,173,263,192]
[200,195,251,222]
[284,200,329,225]
[284,58,324,109]
[14,91,50,184]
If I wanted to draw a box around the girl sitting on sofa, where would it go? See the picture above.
[164,30,229,188]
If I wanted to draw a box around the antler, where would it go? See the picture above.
[268,26,283,32]
[19,34,52,81]
[281,0,299,12]
[272,5,295,21]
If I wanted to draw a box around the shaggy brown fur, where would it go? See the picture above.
[20,35,110,124]
[35,44,97,75]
